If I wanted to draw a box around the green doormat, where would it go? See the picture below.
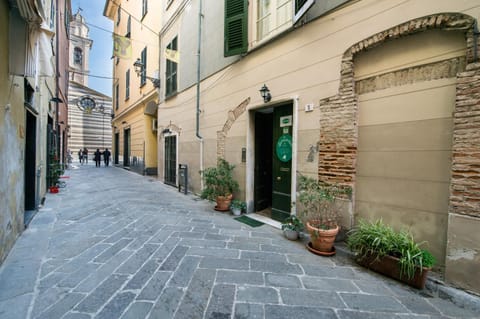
[234,215,265,227]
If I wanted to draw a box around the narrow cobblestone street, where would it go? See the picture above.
[0,163,478,319]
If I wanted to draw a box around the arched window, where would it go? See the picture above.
[74,47,83,65]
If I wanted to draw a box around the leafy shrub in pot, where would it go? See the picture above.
[200,158,239,211]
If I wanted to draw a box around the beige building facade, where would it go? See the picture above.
[154,0,480,294]
[104,0,160,175]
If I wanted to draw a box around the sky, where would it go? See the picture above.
[71,0,113,97]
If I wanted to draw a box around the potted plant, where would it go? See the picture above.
[297,175,351,255]
[346,219,436,289]
[230,199,246,216]
[200,158,239,211]
[48,151,63,193]
[281,215,304,241]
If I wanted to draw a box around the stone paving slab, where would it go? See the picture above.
[0,163,478,319]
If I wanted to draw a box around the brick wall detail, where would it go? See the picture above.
[450,62,480,218]
[217,97,250,159]
[318,13,475,188]
[319,53,357,188]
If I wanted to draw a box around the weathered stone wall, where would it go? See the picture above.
[0,2,25,264]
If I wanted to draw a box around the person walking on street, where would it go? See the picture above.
[94,148,102,167]
[78,149,83,164]
[83,148,89,164]
[103,148,111,167]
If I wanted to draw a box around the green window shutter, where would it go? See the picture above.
[295,0,308,12]
[224,0,248,57]
[293,0,315,24]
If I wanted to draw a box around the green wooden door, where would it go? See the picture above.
[271,104,293,222]
[254,111,273,211]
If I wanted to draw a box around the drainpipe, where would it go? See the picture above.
[196,0,204,189]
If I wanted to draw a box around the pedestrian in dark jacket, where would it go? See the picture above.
[103,148,111,167]
[83,148,89,164]
[94,148,102,167]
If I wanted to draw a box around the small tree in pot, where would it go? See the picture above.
[200,158,239,211]
[297,174,351,255]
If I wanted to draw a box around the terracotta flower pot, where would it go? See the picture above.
[306,221,339,252]
[215,194,233,211]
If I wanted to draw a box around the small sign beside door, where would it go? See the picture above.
[279,115,292,127]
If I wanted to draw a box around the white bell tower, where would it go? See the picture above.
[69,10,93,86]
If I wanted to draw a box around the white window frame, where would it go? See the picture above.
[255,0,293,44]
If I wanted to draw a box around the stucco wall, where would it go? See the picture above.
[353,29,465,268]
[177,0,238,91]
[0,2,25,264]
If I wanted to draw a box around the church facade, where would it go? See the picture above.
[67,12,112,159]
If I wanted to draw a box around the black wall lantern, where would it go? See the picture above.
[259,84,271,103]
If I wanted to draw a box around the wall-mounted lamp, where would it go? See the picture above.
[50,97,64,103]
[133,58,160,88]
[259,84,271,103]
